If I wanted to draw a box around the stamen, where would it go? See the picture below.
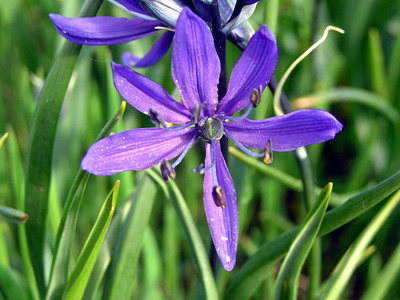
[192,103,204,124]
[263,139,273,164]
[192,141,217,177]
[212,186,226,208]
[149,109,167,128]
[171,136,197,168]
[224,105,253,122]
[160,161,176,181]
[250,87,261,107]
[165,122,194,132]
[224,128,264,158]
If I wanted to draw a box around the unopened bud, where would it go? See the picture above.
[212,186,226,208]
[160,161,176,181]
[263,139,273,164]
[149,109,167,128]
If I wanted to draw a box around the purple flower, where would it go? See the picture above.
[49,0,259,68]
[81,8,342,270]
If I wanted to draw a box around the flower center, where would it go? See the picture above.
[199,117,224,142]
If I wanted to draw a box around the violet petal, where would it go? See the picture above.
[172,8,220,116]
[121,31,174,68]
[82,127,198,175]
[218,25,278,116]
[203,142,238,271]
[108,0,151,17]
[112,62,191,124]
[224,109,343,151]
[49,14,161,45]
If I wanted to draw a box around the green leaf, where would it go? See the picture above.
[46,101,126,300]
[147,169,219,300]
[274,183,332,300]
[293,88,400,124]
[361,241,400,300]
[0,206,29,224]
[224,171,400,300]
[0,132,8,149]
[63,180,120,300]
[23,0,104,292]
[0,265,29,300]
[318,188,400,300]
[102,175,157,300]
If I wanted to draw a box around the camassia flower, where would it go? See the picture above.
[49,0,258,67]
[81,8,342,270]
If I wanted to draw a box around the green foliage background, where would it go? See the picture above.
[1,0,400,299]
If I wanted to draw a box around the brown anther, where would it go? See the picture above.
[212,186,226,208]
[250,88,261,107]
[160,161,176,181]
[263,139,273,165]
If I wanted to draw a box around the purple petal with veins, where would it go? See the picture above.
[49,14,161,45]
[203,142,238,271]
[82,127,198,175]
[224,109,343,151]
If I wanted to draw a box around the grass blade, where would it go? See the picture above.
[361,241,400,300]
[23,0,104,292]
[146,169,219,300]
[102,175,157,300]
[318,188,400,300]
[63,180,120,300]
[45,101,126,300]
[224,171,400,300]
[274,183,332,300]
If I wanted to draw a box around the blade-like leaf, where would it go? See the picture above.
[24,0,104,292]
[274,183,332,300]
[63,180,120,300]
[0,132,8,148]
[46,101,126,300]
[361,241,400,300]
[0,206,29,224]
[0,265,29,300]
[318,188,400,300]
[146,169,219,300]
[102,175,157,300]
[224,171,400,300]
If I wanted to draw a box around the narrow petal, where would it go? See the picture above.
[224,109,343,151]
[82,127,198,175]
[203,142,238,271]
[112,62,191,124]
[121,31,174,68]
[49,14,161,45]
[217,25,278,116]
[172,8,220,116]
[108,0,152,18]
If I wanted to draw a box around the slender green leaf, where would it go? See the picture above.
[293,88,400,124]
[274,183,332,300]
[224,171,400,300]
[64,180,120,300]
[318,188,400,300]
[0,206,28,224]
[229,147,348,206]
[368,28,388,99]
[0,132,8,148]
[46,101,126,300]
[361,241,400,300]
[147,169,219,300]
[102,176,157,300]
[0,266,28,300]
[24,0,104,292]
